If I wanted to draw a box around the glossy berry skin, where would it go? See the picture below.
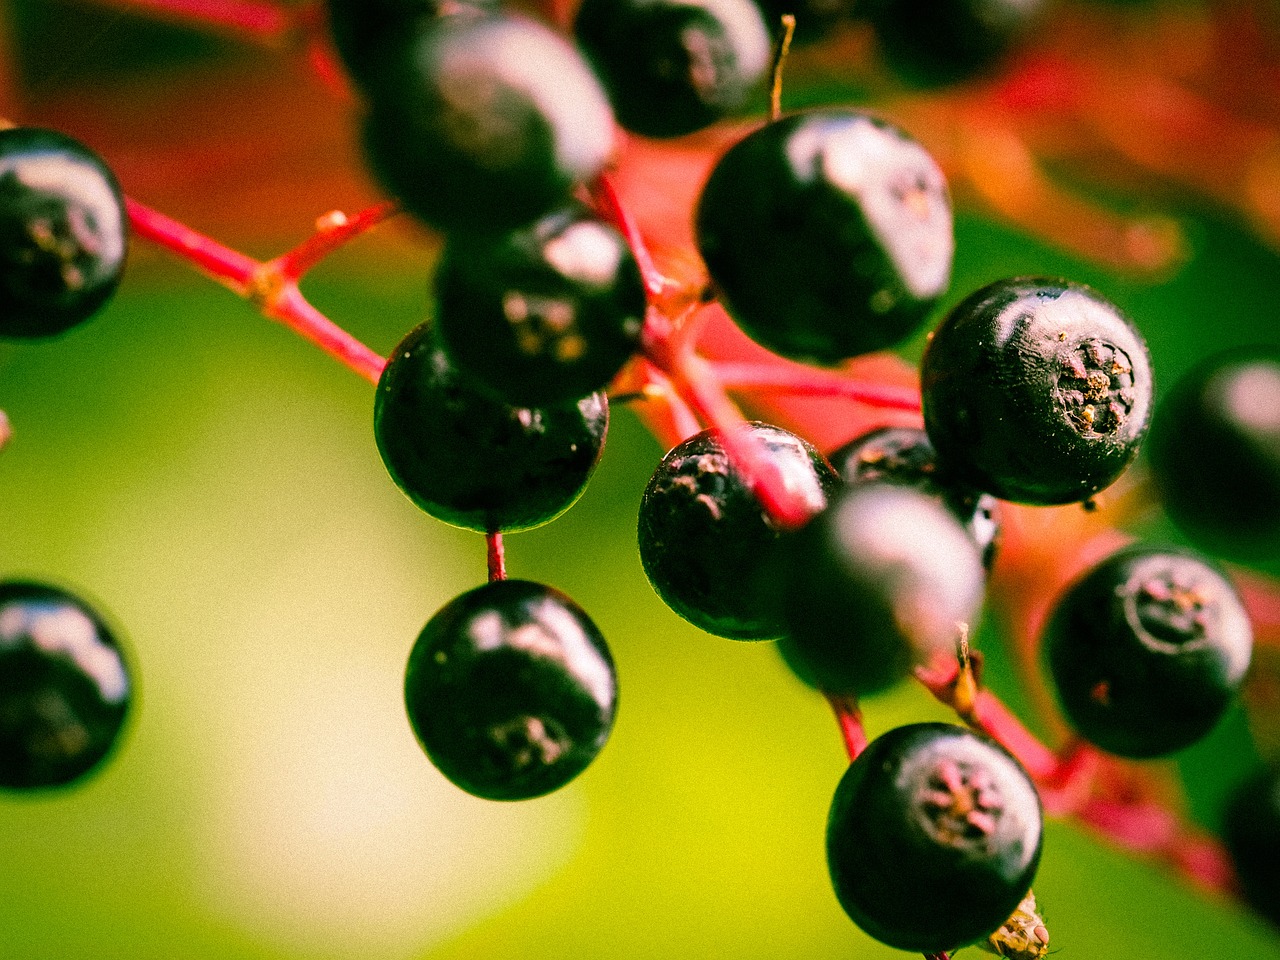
[0,581,131,790]
[404,579,617,801]
[574,0,771,139]
[696,110,953,364]
[1043,546,1252,759]
[1224,763,1280,928]
[1147,346,1280,563]
[375,323,608,533]
[435,206,646,407]
[863,0,1045,88]
[325,0,497,92]
[774,483,985,696]
[637,423,839,640]
[827,723,1042,952]
[830,425,1000,569]
[921,277,1153,505]
[0,128,127,340]
[362,13,615,234]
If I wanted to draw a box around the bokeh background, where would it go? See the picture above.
[1,1,1279,957]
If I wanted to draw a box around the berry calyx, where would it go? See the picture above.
[1042,545,1252,758]
[404,578,617,800]
[637,422,839,640]
[695,109,953,364]
[0,581,132,790]
[0,128,127,340]
[374,323,609,533]
[827,722,1043,952]
[920,277,1154,505]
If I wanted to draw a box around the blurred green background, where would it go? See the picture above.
[2,1,1280,958]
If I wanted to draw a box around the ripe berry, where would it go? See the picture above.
[695,109,953,364]
[863,0,1045,88]
[637,423,839,640]
[0,581,132,790]
[0,128,127,340]
[829,425,1000,569]
[574,0,771,139]
[361,12,616,233]
[921,277,1154,505]
[435,206,646,407]
[827,722,1043,952]
[773,482,985,696]
[1042,545,1252,759]
[375,323,609,533]
[1146,346,1280,563]
[1224,763,1280,928]
[404,578,617,800]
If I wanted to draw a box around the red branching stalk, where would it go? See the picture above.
[590,174,668,299]
[715,361,922,412]
[127,197,387,385]
[825,693,868,762]
[0,410,10,452]
[273,204,400,281]
[84,0,295,43]
[487,532,507,582]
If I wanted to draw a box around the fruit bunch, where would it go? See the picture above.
[1,0,1279,957]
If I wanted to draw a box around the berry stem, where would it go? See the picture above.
[825,692,868,761]
[589,174,668,299]
[487,532,507,582]
[769,14,796,123]
[86,0,295,43]
[714,361,922,412]
[126,197,257,290]
[0,410,10,452]
[267,286,387,384]
[273,203,400,282]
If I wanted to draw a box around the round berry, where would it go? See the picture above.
[637,423,839,640]
[0,581,132,790]
[375,323,608,533]
[361,13,616,234]
[921,277,1154,505]
[1042,545,1252,759]
[574,0,771,139]
[827,722,1043,952]
[773,482,985,696]
[0,128,127,340]
[695,109,953,364]
[404,578,617,800]
[1147,346,1280,563]
[863,0,1044,88]
[435,206,646,407]
[830,425,1000,569]
[1224,763,1280,928]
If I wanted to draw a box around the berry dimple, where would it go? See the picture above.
[1055,339,1136,438]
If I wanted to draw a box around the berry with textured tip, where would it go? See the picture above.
[574,0,771,139]
[435,206,646,407]
[1042,545,1252,758]
[1147,346,1280,563]
[0,128,127,340]
[830,425,1000,569]
[637,423,839,640]
[0,581,131,790]
[696,109,953,364]
[375,323,608,533]
[827,722,1043,952]
[773,482,986,696]
[362,12,616,234]
[921,277,1153,505]
[404,578,617,800]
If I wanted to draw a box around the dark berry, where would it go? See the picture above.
[827,722,1043,952]
[830,425,1000,569]
[637,423,839,640]
[574,0,771,139]
[0,128,127,340]
[361,13,616,234]
[1147,346,1280,563]
[773,482,985,696]
[1042,545,1252,758]
[0,581,131,790]
[696,110,953,364]
[921,277,1154,505]
[404,578,617,800]
[374,323,608,532]
[435,206,646,407]
[863,0,1045,88]
[1224,763,1280,928]
[326,0,497,92]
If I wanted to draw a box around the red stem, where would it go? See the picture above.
[0,410,10,452]
[825,693,868,761]
[127,197,257,290]
[715,361,923,412]
[589,173,668,299]
[269,287,386,385]
[487,532,507,582]
[273,202,400,281]
[87,0,294,42]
